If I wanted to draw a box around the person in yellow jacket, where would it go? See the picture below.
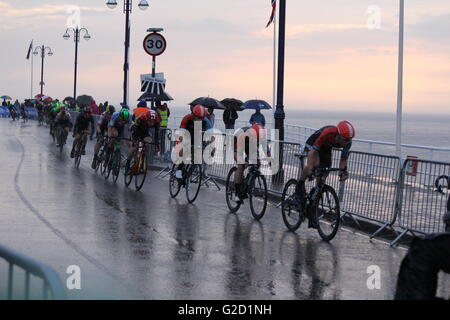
[155,102,170,155]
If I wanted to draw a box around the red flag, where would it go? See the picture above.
[266,0,276,28]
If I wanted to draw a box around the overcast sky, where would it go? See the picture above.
[0,0,449,114]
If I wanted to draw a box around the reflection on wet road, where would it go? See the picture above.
[0,119,408,299]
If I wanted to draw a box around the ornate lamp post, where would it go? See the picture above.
[106,0,149,107]
[33,45,53,95]
[63,27,91,101]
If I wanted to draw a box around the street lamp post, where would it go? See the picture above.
[33,45,53,95]
[273,0,286,184]
[63,27,91,101]
[106,0,149,108]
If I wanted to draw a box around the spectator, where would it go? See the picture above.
[90,100,100,115]
[156,102,170,156]
[207,107,215,127]
[99,103,104,114]
[223,105,238,130]
[249,107,266,126]
[1,100,7,107]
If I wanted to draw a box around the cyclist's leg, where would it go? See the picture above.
[127,132,138,162]
[81,130,89,154]
[94,132,104,156]
[71,130,81,157]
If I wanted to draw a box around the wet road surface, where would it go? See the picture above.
[0,118,435,299]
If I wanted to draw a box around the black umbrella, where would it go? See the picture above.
[221,98,244,111]
[76,95,93,107]
[242,99,272,110]
[189,97,225,110]
[63,96,75,104]
[138,91,174,102]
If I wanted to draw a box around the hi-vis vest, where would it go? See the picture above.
[158,109,168,127]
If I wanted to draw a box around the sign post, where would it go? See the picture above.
[143,29,166,109]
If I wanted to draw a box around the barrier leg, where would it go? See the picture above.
[370,222,389,239]
[390,228,409,247]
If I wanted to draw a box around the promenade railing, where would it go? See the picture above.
[0,244,66,300]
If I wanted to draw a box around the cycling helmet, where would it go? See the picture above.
[119,108,130,121]
[250,123,266,140]
[107,105,115,114]
[192,104,207,118]
[146,110,157,121]
[137,100,147,108]
[337,121,355,140]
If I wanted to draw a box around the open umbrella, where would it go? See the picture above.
[242,99,272,110]
[189,97,225,110]
[63,96,75,104]
[221,98,244,111]
[76,95,94,108]
[1,95,12,101]
[138,91,174,103]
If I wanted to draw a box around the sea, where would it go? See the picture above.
[165,106,450,162]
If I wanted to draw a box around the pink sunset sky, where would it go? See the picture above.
[0,0,449,114]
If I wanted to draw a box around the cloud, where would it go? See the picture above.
[408,13,450,40]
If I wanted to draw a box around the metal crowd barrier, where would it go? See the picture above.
[340,151,401,238]
[0,244,66,300]
[55,116,450,245]
[391,159,450,246]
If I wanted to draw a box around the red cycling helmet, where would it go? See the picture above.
[337,121,355,140]
[250,123,266,139]
[192,104,207,118]
[146,110,157,121]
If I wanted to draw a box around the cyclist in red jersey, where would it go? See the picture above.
[174,105,212,179]
[127,109,161,164]
[296,120,355,203]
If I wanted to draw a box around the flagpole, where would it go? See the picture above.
[272,2,277,119]
[31,46,34,99]
[396,0,404,159]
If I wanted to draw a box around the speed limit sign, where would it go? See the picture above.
[143,32,167,56]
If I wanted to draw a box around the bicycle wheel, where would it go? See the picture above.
[313,185,340,242]
[124,157,135,187]
[74,141,82,168]
[135,153,148,191]
[102,149,111,179]
[111,151,121,183]
[249,173,268,220]
[186,164,202,203]
[169,164,181,198]
[281,179,305,232]
[95,145,105,173]
[225,167,241,213]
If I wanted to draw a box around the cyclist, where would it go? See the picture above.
[91,105,116,169]
[8,103,17,121]
[54,107,73,147]
[295,120,355,227]
[174,105,212,179]
[107,107,132,151]
[233,123,269,204]
[127,108,161,166]
[48,104,60,136]
[71,107,94,158]
[36,102,44,122]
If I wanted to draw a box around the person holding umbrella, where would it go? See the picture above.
[249,107,266,127]
[221,98,242,130]
[207,107,215,127]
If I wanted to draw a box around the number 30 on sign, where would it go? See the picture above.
[143,33,167,56]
